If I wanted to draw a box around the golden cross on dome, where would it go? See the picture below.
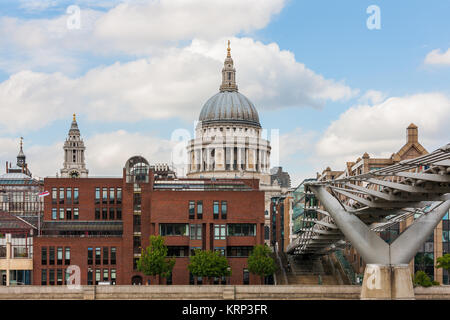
[73,113,76,122]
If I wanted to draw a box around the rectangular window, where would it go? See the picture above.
[57,269,63,285]
[41,269,47,285]
[41,247,47,265]
[57,247,63,265]
[95,247,101,265]
[66,188,72,205]
[59,188,64,204]
[65,269,69,285]
[221,201,227,219]
[111,247,116,265]
[103,269,109,282]
[52,188,57,204]
[226,246,253,257]
[74,188,79,204]
[133,236,141,254]
[59,208,64,220]
[197,201,203,219]
[117,188,122,204]
[66,208,72,220]
[167,246,189,257]
[95,269,101,285]
[111,269,116,285]
[189,201,195,219]
[95,208,100,220]
[103,247,109,265]
[227,224,256,236]
[133,193,141,211]
[214,247,225,256]
[243,268,250,285]
[65,247,70,265]
[133,215,141,233]
[159,224,189,236]
[87,247,93,265]
[102,208,107,220]
[74,208,79,220]
[109,188,115,204]
[49,269,55,285]
[190,224,202,240]
[116,208,122,220]
[49,247,55,265]
[109,208,115,220]
[87,269,93,285]
[102,188,108,204]
[52,208,57,220]
[214,225,226,240]
[95,187,100,204]
[213,201,219,219]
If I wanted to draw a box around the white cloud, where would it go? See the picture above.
[315,92,450,170]
[424,48,450,66]
[358,90,386,105]
[0,130,175,178]
[0,37,357,134]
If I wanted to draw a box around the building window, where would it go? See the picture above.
[57,247,63,265]
[103,269,109,282]
[102,188,108,204]
[87,269,93,285]
[226,246,253,257]
[133,215,141,233]
[214,224,226,240]
[95,269,101,285]
[117,188,122,204]
[111,269,116,285]
[87,247,93,265]
[74,188,79,204]
[133,193,141,211]
[167,246,189,257]
[160,224,189,236]
[109,188,115,204]
[221,201,227,219]
[243,268,250,285]
[213,201,219,219]
[95,208,100,220]
[59,188,64,204]
[49,269,55,285]
[103,247,109,265]
[116,208,122,220]
[74,208,79,220]
[133,236,141,254]
[59,208,64,220]
[189,201,195,219]
[49,247,55,265]
[189,272,194,285]
[66,208,72,220]
[41,269,47,285]
[52,188,57,204]
[109,208,115,220]
[95,187,100,204]
[52,208,57,220]
[214,247,225,256]
[95,247,101,265]
[197,201,203,219]
[41,247,47,265]
[66,188,72,205]
[57,269,63,285]
[111,247,116,265]
[102,208,107,220]
[65,247,70,265]
[227,224,256,236]
[190,224,202,240]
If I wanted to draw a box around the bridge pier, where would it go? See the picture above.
[310,185,450,300]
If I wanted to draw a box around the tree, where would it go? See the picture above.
[247,244,277,284]
[136,235,175,284]
[436,253,450,275]
[188,250,231,284]
[413,270,439,287]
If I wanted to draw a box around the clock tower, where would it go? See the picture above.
[60,114,89,178]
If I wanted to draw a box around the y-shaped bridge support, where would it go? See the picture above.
[310,186,450,300]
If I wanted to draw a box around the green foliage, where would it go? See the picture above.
[188,250,231,280]
[413,270,439,287]
[136,235,175,279]
[247,244,277,278]
[436,254,450,272]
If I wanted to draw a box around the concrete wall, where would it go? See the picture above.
[0,285,448,300]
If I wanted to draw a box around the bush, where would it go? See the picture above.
[413,271,439,287]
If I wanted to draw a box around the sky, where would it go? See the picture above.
[0,0,449,186]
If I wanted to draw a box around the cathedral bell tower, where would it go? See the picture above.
[60,114,89,178]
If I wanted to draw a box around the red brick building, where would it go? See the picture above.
[33,156,265,285]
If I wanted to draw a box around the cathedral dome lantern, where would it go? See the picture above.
[60,114,89,178]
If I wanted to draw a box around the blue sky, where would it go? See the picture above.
[0,0,449,184]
